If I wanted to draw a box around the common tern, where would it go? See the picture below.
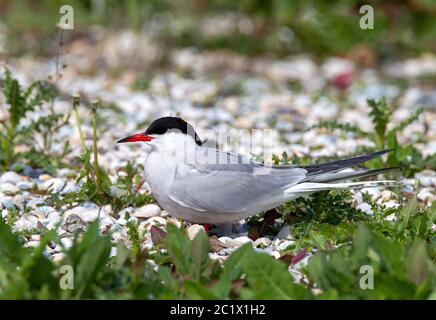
[117,117,394,224]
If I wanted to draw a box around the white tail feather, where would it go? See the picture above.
[285,180,397,195]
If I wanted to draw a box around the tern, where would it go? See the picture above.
[117,117,394,224]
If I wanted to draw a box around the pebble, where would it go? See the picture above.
[35,206,56,217]
[0,198,16,210]
[187,224,206,240]
[134,204,161,219]
[361,187,381,200]
[0,171,22,184]
[14,215,39,231]
[63,214,87,233]
[276,240,295,251]
[383,200,400,209]
[116,218,127,226]
[24,241,40,248]
[60,237,73,249]
[233,236,253,244]
[357,202,373,216]
[254,237,272,248]
[52,253,65,262]
[40,178,66,193]
[118,207,135,219]
[0,183,20,194]
[385,213,397,222]
[217,236,241,248]
[81,209,103,222]
[415,171,436,187]
[17,181,32,190]
[144,216,167,229]
[275,225,291,240]
[417,189,435,203]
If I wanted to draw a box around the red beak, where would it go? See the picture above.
[117,133,153,143]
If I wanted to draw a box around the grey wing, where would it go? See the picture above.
[168,148,307,213]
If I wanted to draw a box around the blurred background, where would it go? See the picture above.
[1,0,436,59]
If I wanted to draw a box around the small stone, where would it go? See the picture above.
[357,202,373,216]
[255,247,280,259]
[275,224,291,240]
[60,238,73,249]
[110,247,117,258]
[116,218,127,226]
[118,207,135,219]
[37,221,48,232]
[233,236,253,244]
[35,206,56,217]
[81,209,101,222]
[63,214,87,233]
[128,216,138,224]
[187,224,206,240]
[144,216,167,229]
[150,226,167,244]
[385,213,397,221]
[415,171,436,187]
[30,235,40,241]
[0,198,15,210]
[380,190,394,202]
[383,200,400,209]
[361,187,381,199]
[0,171,22,184]
[134,204,161,219]
[41,178,67,193]
[254,237,272,248]
[276,240,295,251]
[417,189,435,203]
[27,198,46,209]
[209,236,228,252]
[160,210,169,217]
[17,181,32,190]
[24,240,40,248]
[109,186,129,197]
[14,215,39,231]
[0,183,20,194]
[38,174,52,181]
[52,253,65,262]
[216,237,241,248]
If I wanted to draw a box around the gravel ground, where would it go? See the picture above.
[0,30,435,271]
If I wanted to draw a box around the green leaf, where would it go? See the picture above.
[191,230,209,281]
[241,246,311,299]
[20,230,58,294]
[0,218,26,264]
[74,233,112,298]
[407,240,429,285]
[184,280,219,299]
[222,243,252,281]
[368,98,389,148]
[64,220,111,298]
[165,223,193,276]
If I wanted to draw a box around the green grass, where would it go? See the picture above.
[2,1,436,59]
[0,202,434,299]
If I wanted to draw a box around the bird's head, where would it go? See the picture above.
[117,116,203,146]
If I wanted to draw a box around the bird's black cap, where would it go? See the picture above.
[145,117,203,146]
